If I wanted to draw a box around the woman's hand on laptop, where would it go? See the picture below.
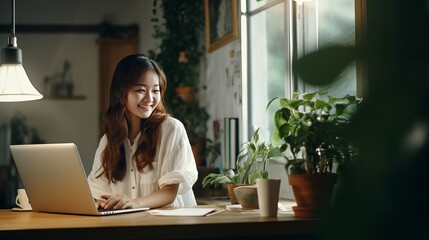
[98,194,136,210]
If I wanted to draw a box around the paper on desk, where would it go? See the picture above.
[226,202,294,214]
[148,207,218,217]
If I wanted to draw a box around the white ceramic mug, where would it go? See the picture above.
[256,178,281,217]
[15,188,32,210]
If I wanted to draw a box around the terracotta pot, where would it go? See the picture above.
[288,173,337,218]
[175,86,193,104]
[191,137,205,166]
[191,145,203,166]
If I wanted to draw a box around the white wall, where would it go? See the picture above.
[200,40,243,149]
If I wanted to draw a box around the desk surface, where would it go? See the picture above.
[0,203,320,240]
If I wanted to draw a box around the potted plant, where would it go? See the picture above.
[202,128,285,204]
[268,90,361,217]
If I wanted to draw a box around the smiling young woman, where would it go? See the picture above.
[87,54,198,210]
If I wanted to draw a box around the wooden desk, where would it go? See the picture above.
[0,205,320,240]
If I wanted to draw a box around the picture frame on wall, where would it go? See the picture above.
[204,0,239,52]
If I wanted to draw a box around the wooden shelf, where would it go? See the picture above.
[43,95,86,100]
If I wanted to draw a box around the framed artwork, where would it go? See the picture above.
[204,0,239,52]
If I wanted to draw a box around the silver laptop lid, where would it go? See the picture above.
[10,143,148,215]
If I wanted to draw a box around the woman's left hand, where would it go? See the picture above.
[99,194,137,210]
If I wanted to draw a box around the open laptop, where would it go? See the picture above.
[10,143,149,216]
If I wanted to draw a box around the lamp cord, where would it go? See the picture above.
[11,0,15,36]
[8,0,17,47]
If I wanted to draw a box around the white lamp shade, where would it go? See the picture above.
[0,63,43,102]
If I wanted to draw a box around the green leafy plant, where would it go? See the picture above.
[148,1,212,161]
[202,128,286,187]
[148,1,204,94]
[268,91,361,174]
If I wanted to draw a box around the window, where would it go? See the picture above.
[242,0,357,141]
[295,0,356,96]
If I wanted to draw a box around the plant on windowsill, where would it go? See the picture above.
[202,128,286,204]
[267,90,361,217]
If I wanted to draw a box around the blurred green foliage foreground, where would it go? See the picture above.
[293,1,429,239]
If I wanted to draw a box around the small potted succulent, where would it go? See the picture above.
[268,90,361,217]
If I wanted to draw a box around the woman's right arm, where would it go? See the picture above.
[100,183,179,210]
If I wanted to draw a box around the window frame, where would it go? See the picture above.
[241,0,366,141]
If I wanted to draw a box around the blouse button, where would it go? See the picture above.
[131,168,134,172]
[132,186,135,190]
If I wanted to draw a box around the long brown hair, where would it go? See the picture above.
[97,54,169,183]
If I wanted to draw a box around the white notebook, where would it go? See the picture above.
[148,207,221,216]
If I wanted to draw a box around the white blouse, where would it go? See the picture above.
[87,117,198,207]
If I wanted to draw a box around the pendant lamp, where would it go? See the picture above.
[0,0,43,102]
